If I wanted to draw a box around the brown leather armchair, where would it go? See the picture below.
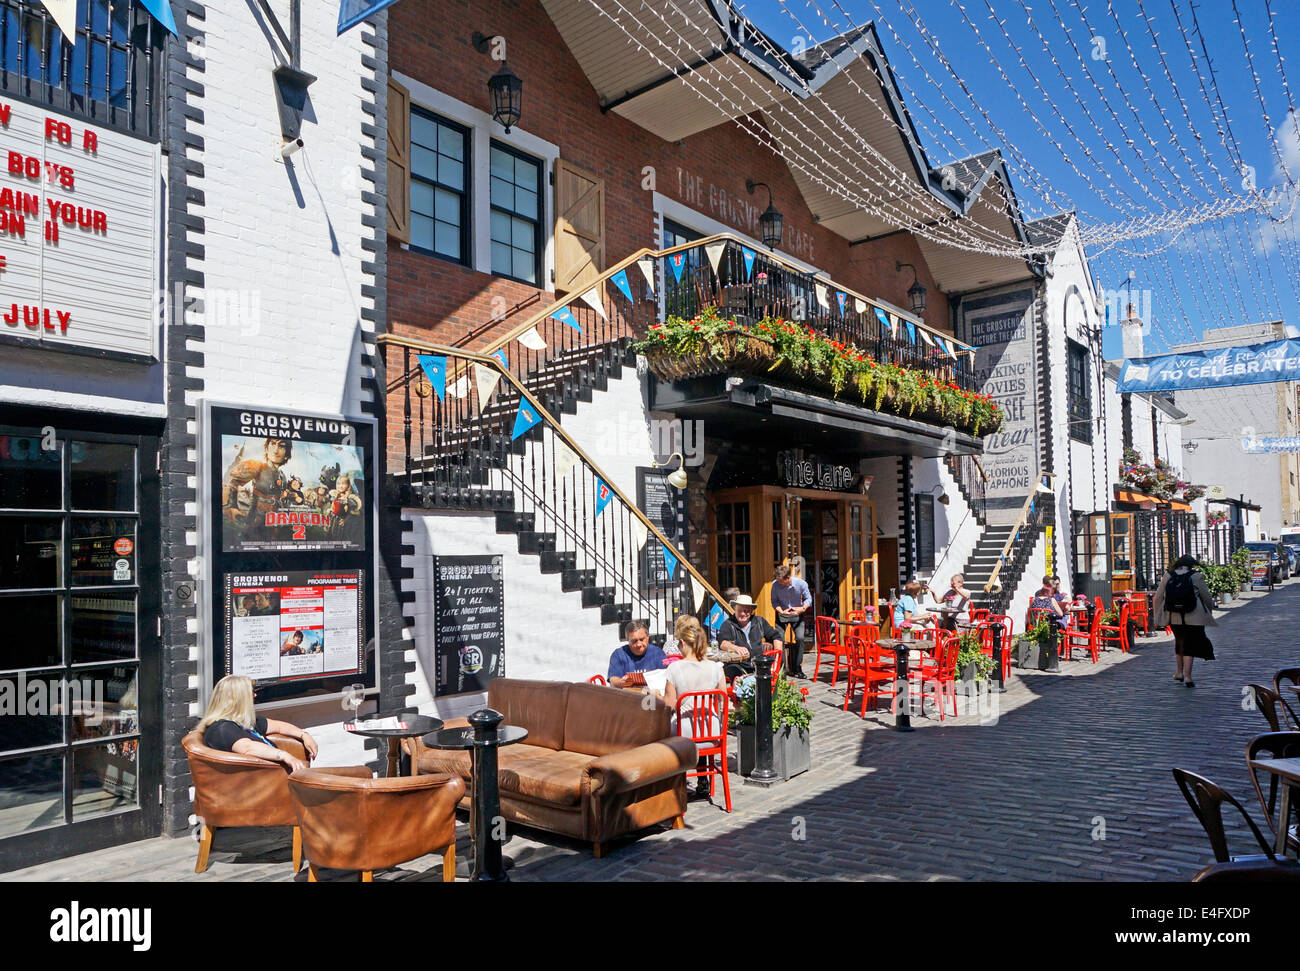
[288,769,466,882]
[181,730,372,874]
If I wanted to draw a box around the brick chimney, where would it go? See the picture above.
[1121,304,1145,360]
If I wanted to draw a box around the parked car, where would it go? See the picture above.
[1286,545,1300,578]
[1244,541,1289,584]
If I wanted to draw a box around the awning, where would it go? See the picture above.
[1114,489,1191,512]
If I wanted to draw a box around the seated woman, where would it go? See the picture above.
[892,581,933,632]
[1029,576,1066,628]
[929,573,971,632]
[195,674,317,773]
[663,615,727,798]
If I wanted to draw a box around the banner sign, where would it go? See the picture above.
[1242,436,1300,454]
[1118,338,1300,393]
[338,0,401,34]
[0,98,160,358]
[207,403,376,696]
[433,555,504,696]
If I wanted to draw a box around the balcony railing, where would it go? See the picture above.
[457,232,978,395]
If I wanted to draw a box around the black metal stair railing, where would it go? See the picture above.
[457,233,978,396]
[379,337,731,638]
[944,453,987,525]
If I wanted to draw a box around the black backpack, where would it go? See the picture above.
[1165,571,1198,616]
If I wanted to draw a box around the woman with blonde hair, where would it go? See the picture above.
[196,675,318,772]
[663,615,727,798]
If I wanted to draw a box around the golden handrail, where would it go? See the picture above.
[984,471,1057,595]
[377,333,732,617]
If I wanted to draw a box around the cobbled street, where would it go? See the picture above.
[10,581,1295,882]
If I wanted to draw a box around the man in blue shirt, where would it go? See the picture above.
[607,619,666,687]
[770,564,812,678]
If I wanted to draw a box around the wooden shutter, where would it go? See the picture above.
[387,79,411,243]
[554,159,605,293]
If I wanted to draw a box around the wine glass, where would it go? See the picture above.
[341,684,366,725]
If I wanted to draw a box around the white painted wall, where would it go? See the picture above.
[185,3,378,769]
[917,457,980,595]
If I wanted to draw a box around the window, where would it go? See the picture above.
[714,501,751,595]
[661,218,703,319]
[409,108,470,264]
[489,142,542,285]
[0,1,162,139]
[1067,339,1091,444]
[914,495,935,571]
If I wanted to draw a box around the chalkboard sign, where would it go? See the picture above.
[433,555,505,695]
[638,468,688,593]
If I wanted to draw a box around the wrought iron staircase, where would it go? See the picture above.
[964,472,1056,615]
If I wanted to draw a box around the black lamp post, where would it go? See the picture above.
[473,33,523,133]
[745,179,784,249]
[896,262,927,315]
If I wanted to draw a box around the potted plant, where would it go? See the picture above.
[955,632,996,682]
[733,675,812,781]
[1202,564,1236,605]
[1230,547,1252,592]
[1017,617,1057,670]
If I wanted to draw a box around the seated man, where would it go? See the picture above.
[607,619,667,688]
[716,594,784,680]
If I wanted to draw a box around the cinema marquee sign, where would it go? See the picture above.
[0,99,160,358]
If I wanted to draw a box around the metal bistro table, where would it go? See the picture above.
[874,633,933,732]
[346,712,443,777]
[423,709,528,882]
[1247,756,1300,859]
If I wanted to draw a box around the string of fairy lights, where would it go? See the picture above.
[579,0,1300,358]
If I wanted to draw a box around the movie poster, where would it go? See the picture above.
[214,409,367,553]
[224,571,364,684]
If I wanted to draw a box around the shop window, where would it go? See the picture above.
[489,141,542,285]
[714,500,751,595]
[661,218,703,319]
[410,107,470,265]
[1067,339,1091,444]
[914,495,935,571]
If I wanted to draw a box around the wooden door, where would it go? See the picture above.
[838,499,877,619]
[554,159,605,293]
[1110,513,1134,594]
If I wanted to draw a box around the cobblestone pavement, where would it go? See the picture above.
[9,581,1296,882]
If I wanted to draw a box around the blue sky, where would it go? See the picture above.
[737,0,1300,360]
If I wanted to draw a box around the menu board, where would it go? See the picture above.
[433,555,504,696]
[1250,553,1272,587]
[637,468,688,592]
[223,571,364,684]
[0,98,159,357]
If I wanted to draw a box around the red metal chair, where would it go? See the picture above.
[913,633,960,721]
[842,634,895,718]
[1062,605,1101,663]
[1098,600,1130,653]
[981,614,1014,681]
[588,675,607,685]
[969,607,990,625]
[847,609,868,623]
[676,690,731,813]
[1128,592,1150,636]
[813,615,849,687]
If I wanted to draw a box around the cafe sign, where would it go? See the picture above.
[0,99,160,358]
[778,449,857,492]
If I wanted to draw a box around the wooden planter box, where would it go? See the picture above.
[737,724,811,781]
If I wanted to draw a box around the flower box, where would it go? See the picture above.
[736,724,811,781]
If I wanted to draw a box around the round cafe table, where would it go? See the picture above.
[424,713,527,882]
[346,712,443,777]
[874,635,936,733]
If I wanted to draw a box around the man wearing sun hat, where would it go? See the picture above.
[716,593,785,680]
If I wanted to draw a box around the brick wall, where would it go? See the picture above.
[385,0,952,355]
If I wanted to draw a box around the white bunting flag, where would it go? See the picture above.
[579,287,606,320]
[554,440,580,480]
[814,282,830,309]
[889,313,900,338]
[447,374,469,399]
[39,0,78,39]
[690,575,705,612]
[632,517,648,552]
[919,329,935,347]
[853,298,867,315]
[517,326,547,350]
[704,241,726,276]
[473,364,501,410]
[637,258,657,296]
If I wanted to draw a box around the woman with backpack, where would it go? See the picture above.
[1151,554,1217,687]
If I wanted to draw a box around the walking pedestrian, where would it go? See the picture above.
[1151,554,1216,687]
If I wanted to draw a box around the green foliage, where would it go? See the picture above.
[637,313,1003,436]
[735,676,813,733]
[1230,546,1251,586]
[1201,564,1237,597]
[955,632,996,682]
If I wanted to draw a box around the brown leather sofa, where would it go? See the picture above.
[181,730,371,873]
[404,679,697,857]
[288,769,466,882]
